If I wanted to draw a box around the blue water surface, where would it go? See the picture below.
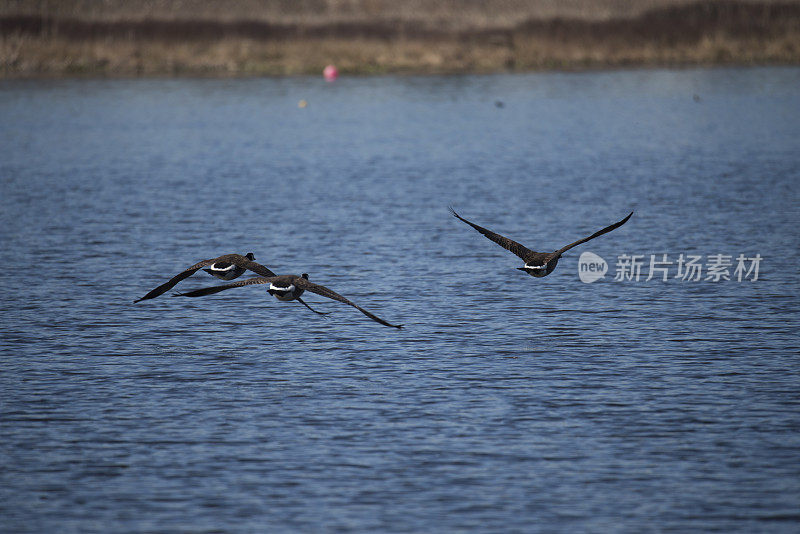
[1,67,799,532]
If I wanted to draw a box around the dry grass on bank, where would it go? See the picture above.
[0,0,714,26]
[2,0,799,77]
[4,32,796,77]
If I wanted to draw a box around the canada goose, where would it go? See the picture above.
[450,208,633,277]
[135,253,275,303]
[174,274,402,328]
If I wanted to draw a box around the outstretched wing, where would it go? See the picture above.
[449,207,536,261]
[296,278,402,329]
[135,257,217,302]
[544,211,633,264]
[135,254,276,302]
[173,276,279,298]
[236,258,276,278]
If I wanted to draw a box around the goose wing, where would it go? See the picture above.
[449,207,536,262]
[135,257,220,302]
[135,254,275,302]
[173,276,281,298]
[543,211,633,264]
[296,278,402,329]
[234,257,276,277]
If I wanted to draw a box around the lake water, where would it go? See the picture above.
[1,67,799,532]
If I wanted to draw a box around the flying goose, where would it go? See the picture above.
[174,274,402,328]
[135,253,275,303]
[450,208,633,277]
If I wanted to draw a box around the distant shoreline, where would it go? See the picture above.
[2,0,799,78]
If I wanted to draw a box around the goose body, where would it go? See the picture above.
[268,282,299,301]
[450,208,632,278]
[202,255,253,280]
[521,258,558,277]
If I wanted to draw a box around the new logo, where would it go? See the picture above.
[578,251,607,283]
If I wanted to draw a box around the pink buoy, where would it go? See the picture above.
[323,65,339,82]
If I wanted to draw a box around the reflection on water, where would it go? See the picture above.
[1,67,799,532]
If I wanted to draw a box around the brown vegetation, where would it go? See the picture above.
[1,0,799,77]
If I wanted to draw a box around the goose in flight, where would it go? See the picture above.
[174,274,402,329]
[135,253,275,303]
[450,208,633,277]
